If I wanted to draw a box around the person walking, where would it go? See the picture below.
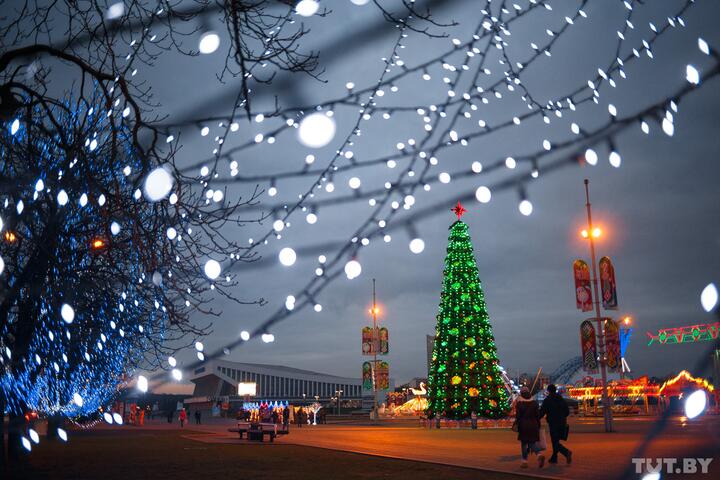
[540,384,572,464]
[282,406,290,431]
[194,409,202,425]
[178,408,187,428]
[515,386,545,469]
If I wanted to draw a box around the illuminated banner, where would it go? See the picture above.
[362,361,390,390]
[599,256,618,310]
[361,327,375,355]
[379,327,389,354]
[647,322,720,346]
[573,259,593,312]
[362,326,389,355]
[376,361,390,390]
[580,320,598,373]
[604,318,621,371]
[362,361,373,389]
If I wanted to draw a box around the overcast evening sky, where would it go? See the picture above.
[144,0,720,393]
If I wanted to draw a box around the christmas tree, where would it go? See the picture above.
[426,202,510,419]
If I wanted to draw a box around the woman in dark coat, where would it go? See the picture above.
[515,386,545,469]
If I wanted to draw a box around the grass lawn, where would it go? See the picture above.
[6,428,531,480]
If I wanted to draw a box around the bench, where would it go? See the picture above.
[229,422,278,442]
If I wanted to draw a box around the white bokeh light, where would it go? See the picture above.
[519,199,533,216]
[137,375,148,393]
[700,283,718,312]
[348,177,361,189]
[172,368,182,381]
[144,166,174,202]
[61,304,75,324]
[198,31,220,54]
[475,186,491,204]
[409,238,425,254]
[344,259,362,279]
[684,390,707,419]
[295,0,319,17]
[279,247,297,266]
[285,295,296,310]
[298,112,336,148]
[106,2,125,20]
[585,148,598,166]
[204,259,222,280]
[57,190,69,206]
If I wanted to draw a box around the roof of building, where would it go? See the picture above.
[197,359,358,381]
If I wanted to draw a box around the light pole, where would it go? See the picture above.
[582,179,614,433]
[335,389,343,415]
[370,279,379,423]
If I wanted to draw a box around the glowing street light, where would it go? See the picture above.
[580,227,602,239]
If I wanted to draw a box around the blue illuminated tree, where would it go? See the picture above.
[0,93,265,458]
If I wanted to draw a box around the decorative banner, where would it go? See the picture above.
[379,327,389,354]
[580,320,598,373]
[362,326,389,355]
[361,327,375,355]
[376,361,390,390]
[362,361,390,390]
[647,322,720,346]
[604,318,621,371]
[362,361,373,389]
[573,259,593,312]
[599,256,618,310]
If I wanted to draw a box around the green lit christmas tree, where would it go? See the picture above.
[426,202,510,420]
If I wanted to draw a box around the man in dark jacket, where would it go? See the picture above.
[539,384,572,464]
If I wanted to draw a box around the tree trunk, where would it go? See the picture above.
[0,394,6,473]
[7,410,26,464]
[46,415,61,440]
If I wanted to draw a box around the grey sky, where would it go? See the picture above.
[146,0,720,392]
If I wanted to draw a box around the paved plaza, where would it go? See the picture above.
[172,415,720,479]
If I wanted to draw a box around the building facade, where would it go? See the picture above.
[187,359,369,408]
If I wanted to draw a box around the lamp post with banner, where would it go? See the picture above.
[574,179,617,433]
[362,279,388,423]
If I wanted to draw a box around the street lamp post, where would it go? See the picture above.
[583,179,614,433]
[335,390,343,415]
[371,279,379,423]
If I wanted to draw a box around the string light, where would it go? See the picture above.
[203,259,222,280]
[278,247,297,266]
[344,259,362,279]
[143,166,173,201]
[298,112,336,148]
[409,238,425,254]
[295,0,319,17]
[700,283,718,312]
[198,31,220,54]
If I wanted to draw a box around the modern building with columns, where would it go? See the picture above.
[186,359,372,409]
